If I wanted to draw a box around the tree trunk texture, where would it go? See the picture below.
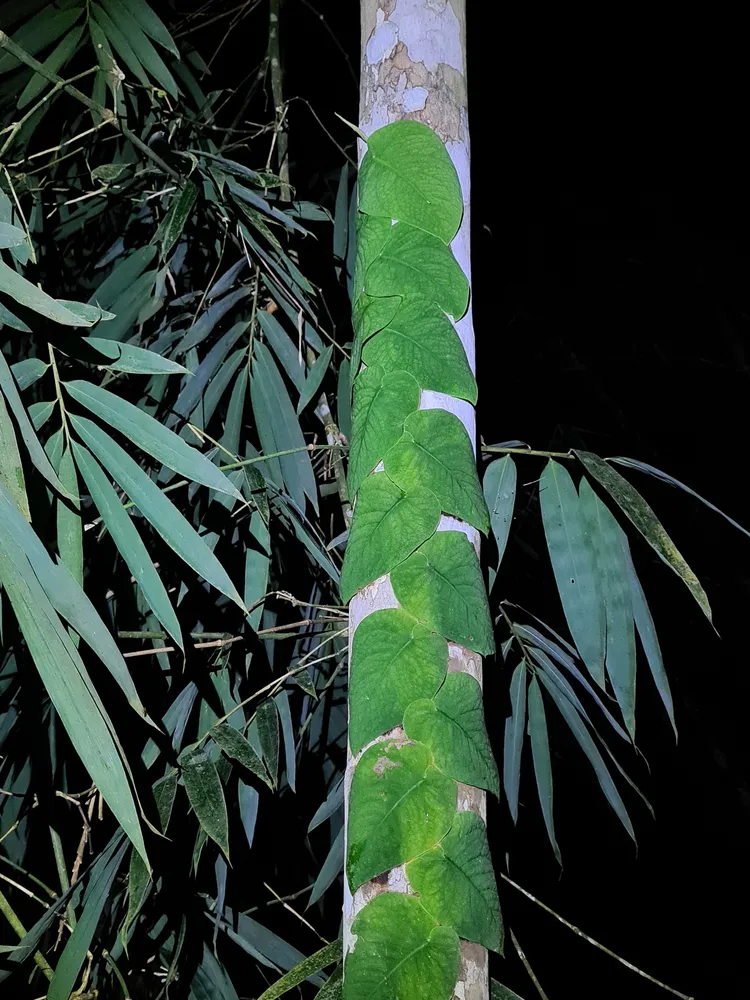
[346,3,487,998]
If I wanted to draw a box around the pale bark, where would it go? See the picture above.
[345,3,487,998]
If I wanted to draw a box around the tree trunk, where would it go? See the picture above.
[344,3,490,999]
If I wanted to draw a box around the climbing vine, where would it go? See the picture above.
[342,121,502,1000]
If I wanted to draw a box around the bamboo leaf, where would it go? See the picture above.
[158,181,198,259]
[56,446,83,586]
[527,675,561,864]
[275,689,296,793]
[256,698,280,788]
[575,450,712,622]
[0,221,26,248]
[70,414,244,608]
[82,337,190,375]
[73,442,183,648]
[307,828,344,907]
[65,380,241,498]
[0,260,95,326]
[210,723,272,788]
[257,941,343,1000]
[503,661,527,824]
[297,345,332,415]
[180,745,230,859]
[539,460,605,685]
[122,0,180,56]
[10,357,48,390]
[484,456,517,582]
[0,392,29,519]
[91,2,150,89]
[17,23,84,109]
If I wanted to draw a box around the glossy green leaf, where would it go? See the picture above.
[406,810,502,951]
[0,530,148,865]
[352,213,392,302]
[256,698,280,788]
[527,675,560,864]
[344,893,459,1000]
[17,24,84,110]
[0,260,94,326]
[361,295,477,402]
[0,393,29,519]
[503,661,527,824]
[347,364,420,497]
[48,837,128,1000]
[623,543,677,738]
[404,671,499,795]
[179,745,229,859]
[347,739,456,890]
[340,473,440,603]
[484,456,517,581]
[70,414,244,608]
[83,337,190,375]
[159,181,197,259]
[349,609,447,753]
[384,407,489,532]
[0,351,73,499]
[56,446,82,586]
[580,479,636,736]
[537,670,635,842]
[539,460,605,685]
[351,292,401,378]
[65,381,241,498]
[359,120,463,243]
[391,530,495,655]
[258,941,343,1000]
[211,723,272,788]
[72,443,183,648]
[364,221,470,320]
[575,450,711,621]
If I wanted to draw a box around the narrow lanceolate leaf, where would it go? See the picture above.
[349,609,447,754]
[358,120,463,243]
[0,351,74,499]
[256,699,280,788]
[539,460,605,685]
[536,671,635,842]
[70,414,244,608]
[56,447,83,586]
[0,260,95,326]
[83,337,190,375]
[315,965,342,999]
[580,480,636,737]
[257,941,343,1000]
[297,345,333,415]
[65,380,241,498]
[406,811,502,953]
[73,443,183,649]
[0,393,29,519]
[210,723,272,788]
[385,408,489,533]
[344,894,460,1000]
[0,481,152,722]
[503,661,527,824]
[347,365,420,497]
[48,837,127,1000]
[527,676,561,864]
[308,827,345,907]
[340,473,440,603]
[0,221,26,248]
[484,456,517,580]
[10,357,48,390]
[121,0,180,56]
[622,542,677,738]
[180,746,230,859]
[0,532,148,865]
[16,24,85,110]
[391,530,495,656]
[404,672,499,795]
[492,983,527,1000]
[159,181,198,259]
[575,450,712,622]
[347,740,456,890]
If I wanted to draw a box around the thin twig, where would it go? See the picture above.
[263,882,328,944]
[501,874,694,999]
[509,928,550,1000]
[481,446,575,460]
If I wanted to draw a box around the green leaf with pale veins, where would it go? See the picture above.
[344,893,459,1000]
[340,473,440,603]
[364,221,470,320]
[349,609,447,754]
[346,740,456,890]
[347,365,420,497]
[575,450,712,622]
[385,408,489,533]
[404,671,499,795]
[391,530,494,655]
[351,293,401,381]
[539,460,605,685]
[352,214,392,303]
[179,746,230,859]
[65,380,241,499]
[580,479,636,736]
[406,810,502,952]
[527,675,561,864]
[361,295,477,402]
[359,120,463,243]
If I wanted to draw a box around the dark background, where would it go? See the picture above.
[282,3,750,999]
